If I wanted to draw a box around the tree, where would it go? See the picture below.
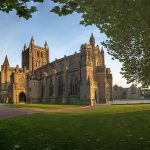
[141,88,150,98]
[0,0,43,19]
[51,0,150,87]
[1,0,150,86]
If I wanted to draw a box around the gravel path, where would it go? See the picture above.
[0,104,38,120]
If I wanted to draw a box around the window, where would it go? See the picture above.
[70,74,78,95]
[39,61,41,67]
[49,85,53,96]
[59,63,64,72]
[41,52,43,58]
[58,76,63,96]
[37,51,40,57]
[26,55,28,59]
[69,61,77,70]
[49,76,54,96]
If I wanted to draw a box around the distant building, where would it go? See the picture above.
[127,84,141,99]
[113,84,140,100]
[0,34,113,105]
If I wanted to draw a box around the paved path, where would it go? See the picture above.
[0,104,104,120]
[0,104,38,120]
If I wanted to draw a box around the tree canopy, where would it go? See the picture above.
[0,0,150,87]
[50,0,150,87]
[0,0,43,19]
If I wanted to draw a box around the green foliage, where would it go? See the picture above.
[0,0,44,19]
[141,88,150,98]
[1,0,149,86]
[1,105,150,149]
[51,0,150,86]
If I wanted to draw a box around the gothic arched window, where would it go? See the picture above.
[49,76,54,96]
[69,61,78,71]
[37,51,40,57]
[59,63,64,72]
[58,76,63,96]
[38,61,40,67]
[70,74,78,95]
[41,52,43,58]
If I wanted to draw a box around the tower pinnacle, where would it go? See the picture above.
[44,41,49,49]
[30,36,34,45]
[89,33,95,48]
[3,55,9,66]
[23,43,27,51]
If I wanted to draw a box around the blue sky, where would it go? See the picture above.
[0,0,131,87]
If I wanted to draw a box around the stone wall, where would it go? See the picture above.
[0,34,113,105]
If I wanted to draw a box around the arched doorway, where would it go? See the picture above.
[19,92,26,103]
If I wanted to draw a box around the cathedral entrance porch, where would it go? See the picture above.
[19,92,26,103]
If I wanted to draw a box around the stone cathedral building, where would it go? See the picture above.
[0,34,113,105]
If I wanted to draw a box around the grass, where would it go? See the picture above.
[6,103,87,110]
[1,104,150,149]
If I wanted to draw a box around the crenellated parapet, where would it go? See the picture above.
[22,36,50,71]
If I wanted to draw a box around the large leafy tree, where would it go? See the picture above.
[50,0,150,87]
[0,0,150,86]
[0,0,43,19]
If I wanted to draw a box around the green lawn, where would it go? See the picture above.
[6,103,87,110]
[1,104,150,150]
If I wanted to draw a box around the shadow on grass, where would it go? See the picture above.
[0,105,150,150]
[5,103,88,110]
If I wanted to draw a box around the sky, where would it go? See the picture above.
[0,0,132,87]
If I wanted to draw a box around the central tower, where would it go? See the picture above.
[22,37,49,71]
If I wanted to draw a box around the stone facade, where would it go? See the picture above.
[0,34,113,104]
[22,37,49,71]
[113,84,140,100]
[113,85,127,100]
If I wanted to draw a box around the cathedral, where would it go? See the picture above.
[0,34,113,105]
